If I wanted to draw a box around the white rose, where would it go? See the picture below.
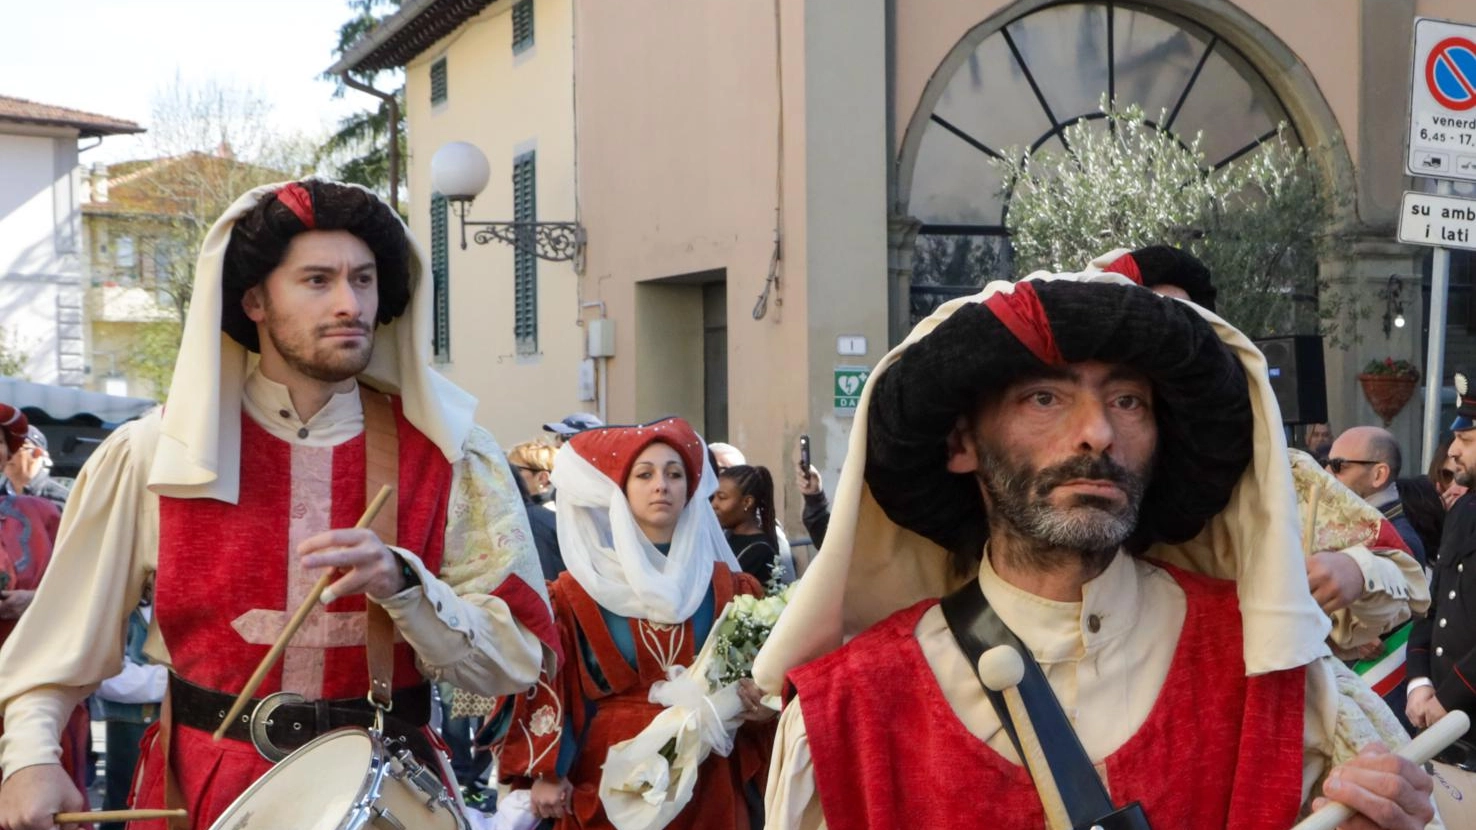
[752,597,784,627]
[630,757,672,805]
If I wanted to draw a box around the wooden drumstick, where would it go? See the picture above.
[1290,709,1471,830]
[55,809,188,824]
[213,484,394,741]
[978,645,1073,830]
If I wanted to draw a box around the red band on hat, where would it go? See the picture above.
[276,183,316,229]
[984,282,1064,366]
[568,417,707,498]
[1102,253,1143,285]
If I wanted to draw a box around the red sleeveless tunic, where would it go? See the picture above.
[789,564,1307,830]
[130,403,451,829]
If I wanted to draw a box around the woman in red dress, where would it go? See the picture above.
[0,406,89,803]
[493,417,774,829]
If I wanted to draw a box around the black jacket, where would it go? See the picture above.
[1408,489,1476,738]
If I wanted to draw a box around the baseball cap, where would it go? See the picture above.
[543,412,605,438]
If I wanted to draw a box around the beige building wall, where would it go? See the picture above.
[404,0,584,448]
[575,0,887,530]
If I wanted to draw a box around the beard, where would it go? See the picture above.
[977,445,1152,572]
[1457,466,1475,489]
[262,298,374,384]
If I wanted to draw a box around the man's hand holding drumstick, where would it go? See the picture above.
[300,525,414,606]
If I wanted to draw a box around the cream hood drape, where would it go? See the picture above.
[753,268,1332,694]
[147,180,477,502]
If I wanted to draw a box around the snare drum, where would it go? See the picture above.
[209,728,467,830]
[1432,741,1476,828]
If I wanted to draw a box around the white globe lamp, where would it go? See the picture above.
[431,141,491,202]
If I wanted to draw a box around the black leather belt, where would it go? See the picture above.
[169,674,438,764]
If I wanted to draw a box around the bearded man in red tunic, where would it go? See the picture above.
[0,181,558,830]
[755,267,1437,829]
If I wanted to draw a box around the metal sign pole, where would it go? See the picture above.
[1423,178,1453,472]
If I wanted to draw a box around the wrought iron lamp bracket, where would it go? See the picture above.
[449,199,585,274]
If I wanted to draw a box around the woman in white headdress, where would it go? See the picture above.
[494,417,776,829]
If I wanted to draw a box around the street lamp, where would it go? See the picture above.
[430,141,585,272]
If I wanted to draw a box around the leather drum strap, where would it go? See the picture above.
[360,385,400,711]
[940,582,1152,830]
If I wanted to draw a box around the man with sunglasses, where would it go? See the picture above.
[1326,426,1427,567]
[1409,372,1476,742]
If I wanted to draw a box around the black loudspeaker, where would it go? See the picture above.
[1254,335,1328,425]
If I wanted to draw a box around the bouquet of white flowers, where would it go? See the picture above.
[598,587,791,830]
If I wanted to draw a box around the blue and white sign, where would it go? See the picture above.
[1409,18,1476,183]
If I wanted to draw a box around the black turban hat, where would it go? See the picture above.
[220,180,413,352]
[865,279,1252,569]
[1100,245,1218,312]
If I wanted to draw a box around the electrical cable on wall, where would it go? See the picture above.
[754,0,786,321]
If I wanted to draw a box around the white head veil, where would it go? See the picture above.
[552,420,741,624]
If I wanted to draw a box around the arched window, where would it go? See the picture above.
[906,1,1299,322]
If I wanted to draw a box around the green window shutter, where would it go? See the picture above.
[512,0,534,55]
[430,58,448,105]
[430,193,451,361]
[513,151,537,355]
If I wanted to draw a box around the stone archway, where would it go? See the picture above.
[888,0,1358,335]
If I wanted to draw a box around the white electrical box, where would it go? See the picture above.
[837,335,868,356]
[588,318,616,357]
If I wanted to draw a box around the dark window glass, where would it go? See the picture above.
[430,57,448,105]
[513,0,535,55]
[905,1,1297,322]
[513,151,538,355]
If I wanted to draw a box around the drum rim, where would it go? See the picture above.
[206,727,389,830]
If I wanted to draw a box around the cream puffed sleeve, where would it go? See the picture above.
[0,412,160,775]
[764,698,828,830]
[372,424,556,695]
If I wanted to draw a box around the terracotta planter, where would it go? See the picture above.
[1358,373,1418,426]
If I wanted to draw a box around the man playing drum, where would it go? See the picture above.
[0,180,559,830]
[755,266,1435,828]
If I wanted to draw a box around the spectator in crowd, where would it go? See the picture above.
[706,441,799,582]
[508,440,558,507]
[1429,436,1467,510]
[508,459,564,582]
[1305,422,1334,464]
[1409,371,1476,746]
[1397,476,1446,565]
[495,418,774,827]
[795,466,829,571]
[543,412,603,446]
[712,464,784,587]
[0,405,87,803]
[1326,426,1427,566]
[90,597,166,830]
[709,442,746,472]
[0,426,69,512]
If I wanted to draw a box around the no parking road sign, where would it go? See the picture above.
[1408,18,1476,182]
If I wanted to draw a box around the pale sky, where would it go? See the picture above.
[0,0,397,163]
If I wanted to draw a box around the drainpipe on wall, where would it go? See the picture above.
[339,72,401,214]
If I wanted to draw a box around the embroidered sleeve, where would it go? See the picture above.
[376,425,558,693]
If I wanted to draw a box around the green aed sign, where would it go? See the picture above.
[833,365,871,415]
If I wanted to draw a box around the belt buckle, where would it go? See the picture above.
[249,691,305,762]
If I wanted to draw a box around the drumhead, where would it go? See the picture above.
[210,729,381,830]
